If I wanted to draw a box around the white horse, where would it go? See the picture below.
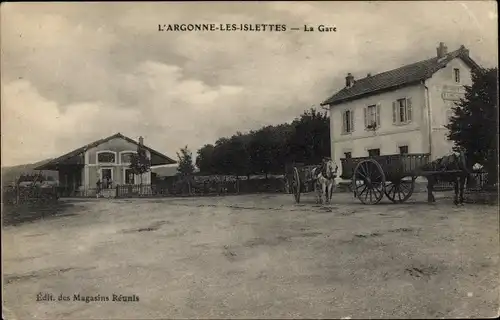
[311,159,338,204]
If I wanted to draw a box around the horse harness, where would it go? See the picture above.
[314,162,337,181]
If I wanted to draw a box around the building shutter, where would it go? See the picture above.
[376,104,381,127]
[392,101,397,124]
[407,97,412,122]
[350,109,354,132]
[364,107,368,128]
[342,111,346,133]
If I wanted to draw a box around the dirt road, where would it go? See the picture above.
[3,193,499,319]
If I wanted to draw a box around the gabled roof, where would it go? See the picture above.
[321,45,482,106]
[34,133,177,170]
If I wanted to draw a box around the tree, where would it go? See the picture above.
[196,144,216,174]
[269,123,294,173]
[445,67,498,185]
[226,132,252,177]
[129,144,151,185]
[287,108,330,165]
[249,127,274,178]
[177,146,195,177]
[193,107,329,178]
[211,137,232,174]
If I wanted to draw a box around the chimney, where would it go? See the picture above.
[345,73,355,88]
[367,73,372,77]
[436,42,448,58]
[460,44,470,56]
[138,136,144,146]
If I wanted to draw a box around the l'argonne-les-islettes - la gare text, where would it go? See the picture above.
[158,23,337,32]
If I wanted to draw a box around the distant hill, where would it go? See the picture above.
[1,159,58,184]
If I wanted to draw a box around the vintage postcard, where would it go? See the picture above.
[1,1,498,319]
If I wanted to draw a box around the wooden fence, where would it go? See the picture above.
[20,171,487,200]
[115,171,492,198]
[430,170,490,191]
[115,177,286,198]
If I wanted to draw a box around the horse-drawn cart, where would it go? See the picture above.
[340,153,466,205]
[285,163,319,203]
[285,160,338,204]
[285,152,469,205]
[286,155,435,204]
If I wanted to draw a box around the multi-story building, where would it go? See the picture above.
[321,42,481,179]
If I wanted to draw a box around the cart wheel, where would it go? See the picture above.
[352,159,386,204]
[292,167,301,203]
[385,177,416,203]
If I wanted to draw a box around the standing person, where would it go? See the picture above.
[96,178,102,198]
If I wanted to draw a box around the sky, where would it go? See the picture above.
[1,1,498,166]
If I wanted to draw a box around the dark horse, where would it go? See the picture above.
[419,150,471,205]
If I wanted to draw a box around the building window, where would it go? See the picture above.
[398,99,406,123]
[342,109,354,134]
[399,145,409,155]
[368,148,380,157]
[124,168,135,185]
[454,68,460,83]
[365,104,380,129]
[97,151,116,164]
[120,151,136,164]
[393,98,412,125]
[344,152,352,159]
